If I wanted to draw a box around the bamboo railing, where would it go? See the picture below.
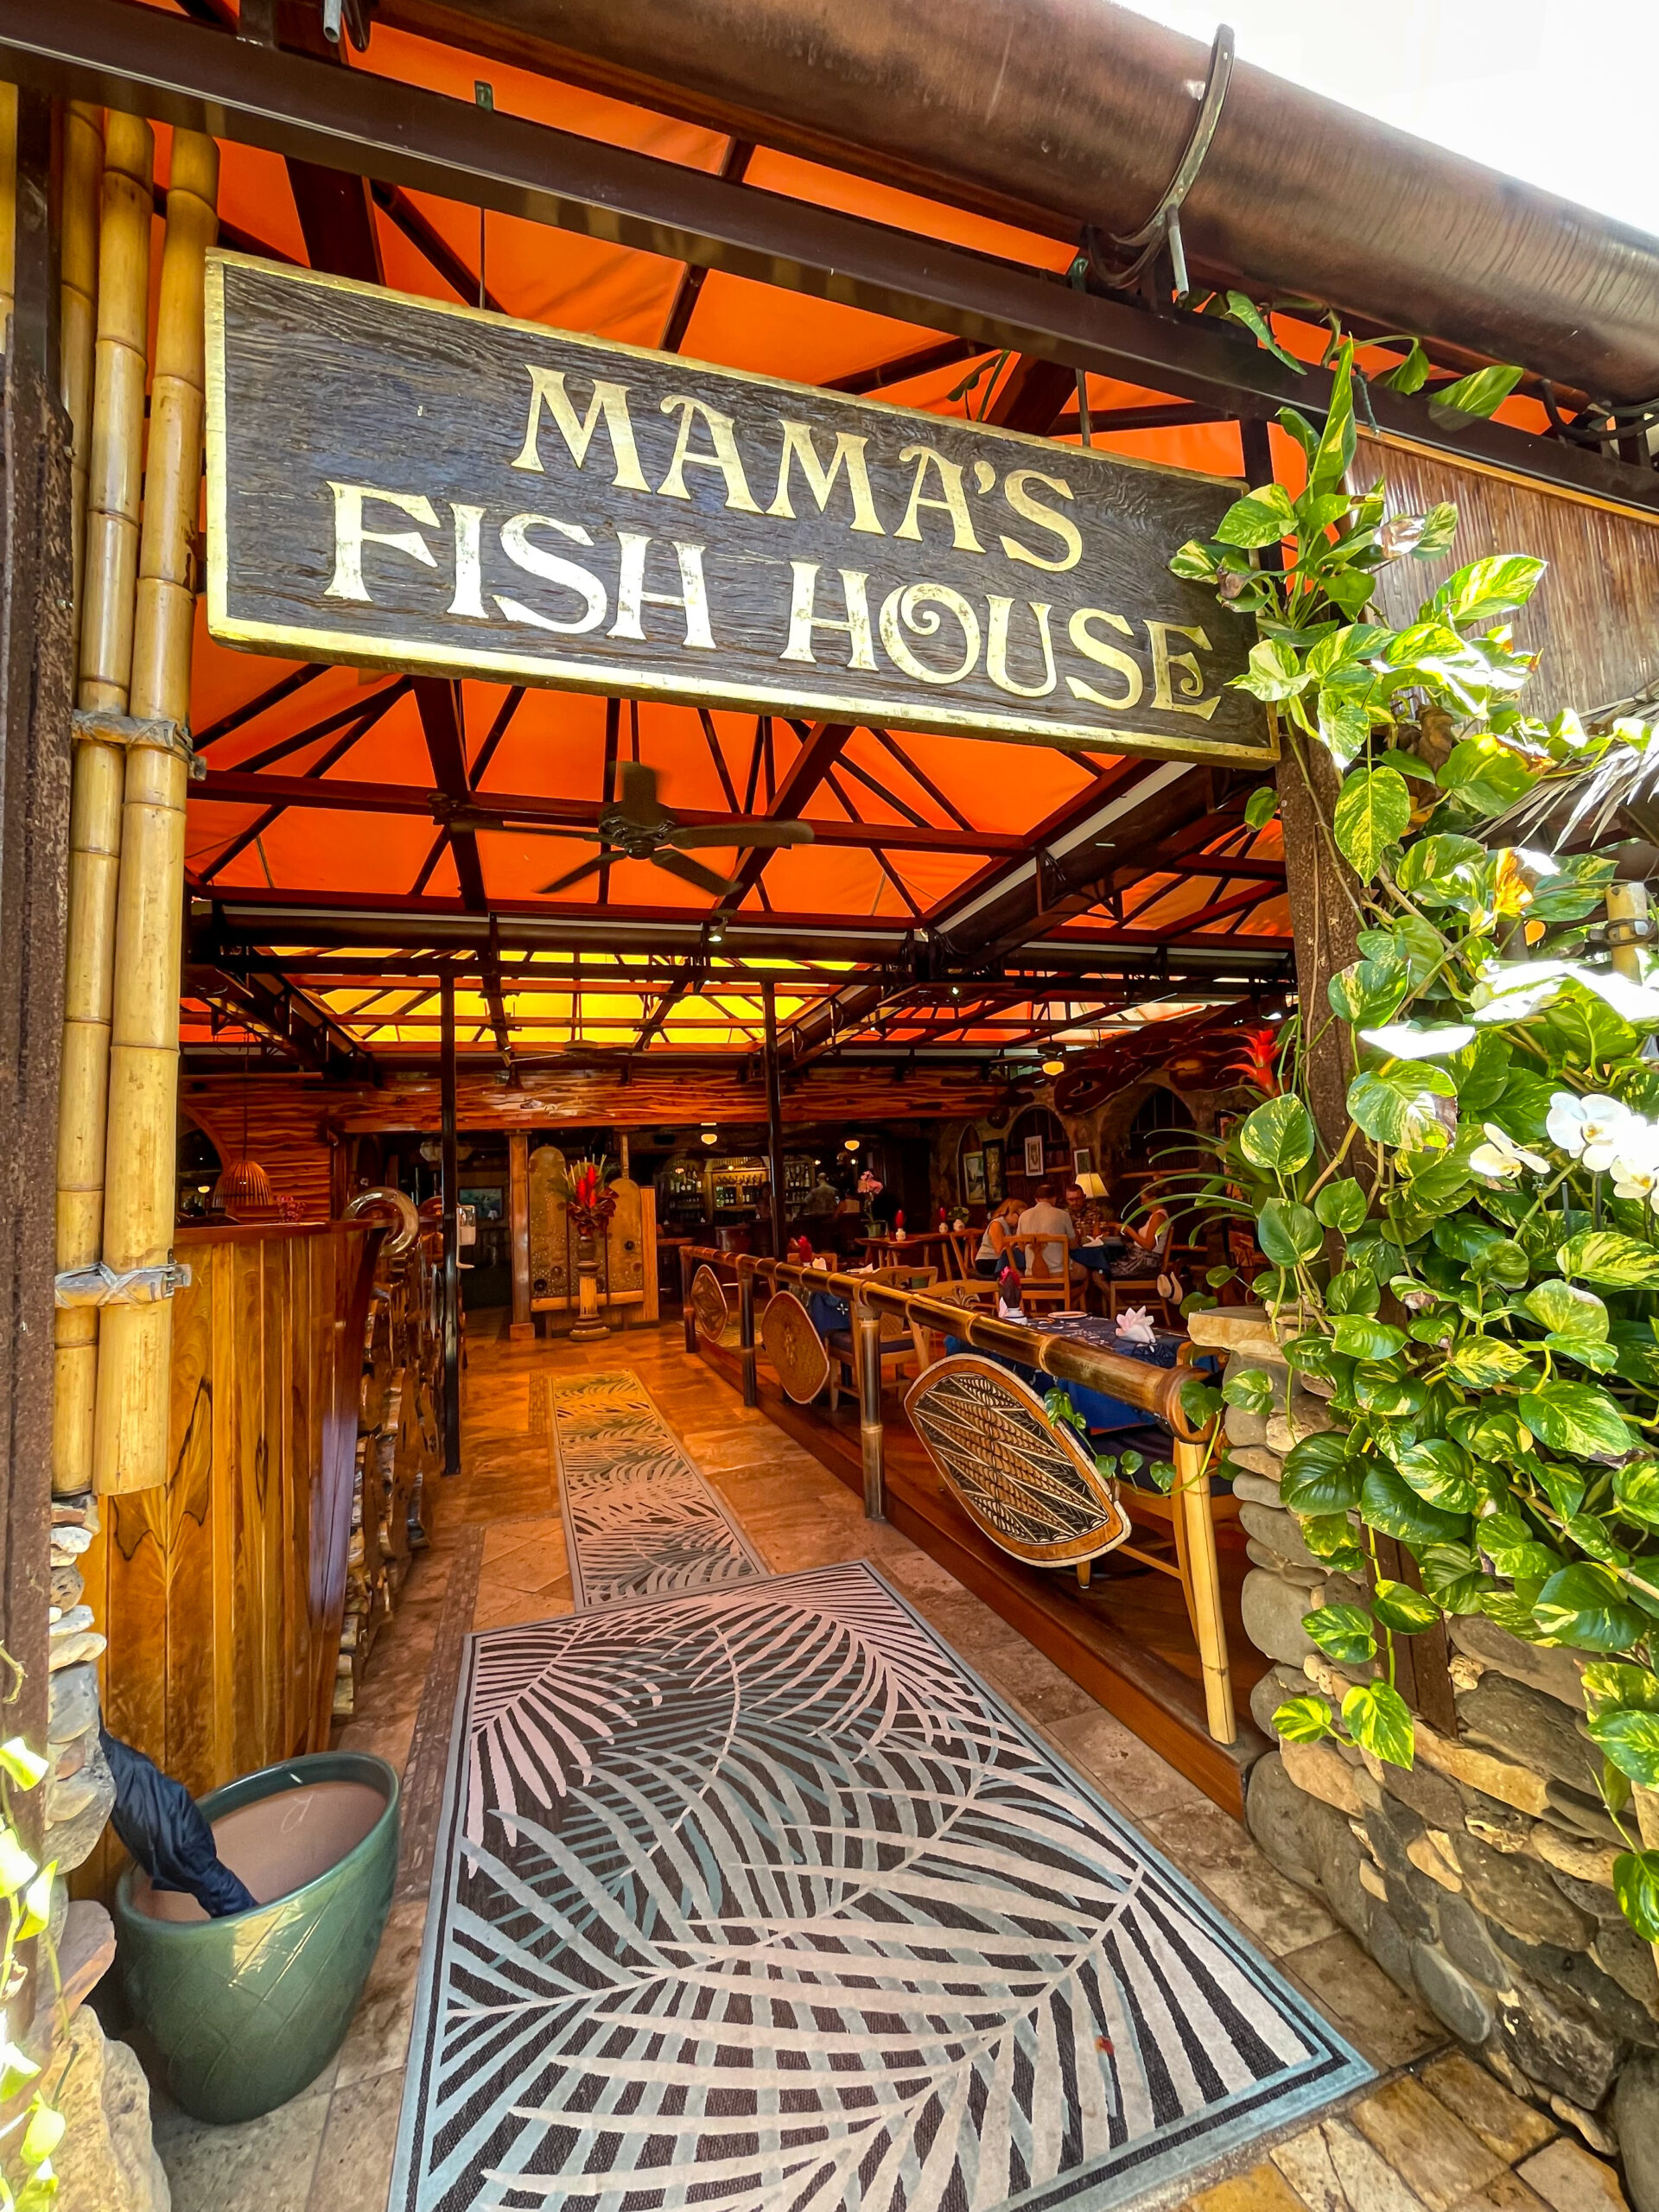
[96,130,219,1493]
[54,111,151,1497]
[681,1246,1235,1742]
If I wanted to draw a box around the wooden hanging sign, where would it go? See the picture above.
[204,253,1274,761]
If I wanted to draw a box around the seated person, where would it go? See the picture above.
[1110,1197,1172,1276]
[1065,1181,1119,1274]
[1015,1182,1076,1278]
[973,1197,1024,1277]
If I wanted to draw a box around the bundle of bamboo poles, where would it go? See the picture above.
[43,108,221,1497]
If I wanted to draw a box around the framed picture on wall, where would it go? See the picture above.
[1072,1147,1092,1178]
[983,1141,1005,1202]
[459,1185,504,1222]
[962,1151,986,1205]
[1023,1135,1046,1179]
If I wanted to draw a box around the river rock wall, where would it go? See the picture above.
[1189,1308,1659,2190]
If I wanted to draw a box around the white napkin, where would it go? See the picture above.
[1116,1307,1157,1344]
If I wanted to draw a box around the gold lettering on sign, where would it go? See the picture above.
[326,481,439,601]
[512,369,650,492]
[998,469,1082,573]
[879,583,980,684]
[448,502,487,619]
[780,563,876,669]
[610,534,716,649]
[496,513,608,634]
[657,397,761,512]
[1147,619,1221,720]
[1066,608,1143,709]
[895,446,985,554]
[985,597,1057,698]
[767,423,884,536]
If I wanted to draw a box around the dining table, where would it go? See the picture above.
[857,1230,981,1280]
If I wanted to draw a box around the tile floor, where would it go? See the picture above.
[144,1316,1637,2212]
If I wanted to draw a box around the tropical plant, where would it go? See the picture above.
[1166,340,1659,1942]
[0,1668,67,2212]
[552,1156,619,1238]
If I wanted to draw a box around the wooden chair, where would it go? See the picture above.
[1020,1247,1080,1314]
[909,1276,993,1365]
[1104,1223,1179,1326]
[939,1229,980,1282]
[825,1265,938,1408]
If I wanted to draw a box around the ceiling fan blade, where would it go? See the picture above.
[470,818,602,842]
[666,819,814,849]
[538,852,608,896]
[616,760,660,825]
[652,849,740,898]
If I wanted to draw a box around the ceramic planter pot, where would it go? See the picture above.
[113,1751,398,2125]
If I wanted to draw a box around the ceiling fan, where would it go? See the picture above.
[433,762,814,898]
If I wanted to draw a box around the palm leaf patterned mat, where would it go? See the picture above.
[550,1370,766,1606]
[392,1560,1368,2212]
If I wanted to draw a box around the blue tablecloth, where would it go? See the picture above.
[941,1319,1219,1459]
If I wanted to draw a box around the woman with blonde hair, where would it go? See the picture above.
[973,1196,1024,1278]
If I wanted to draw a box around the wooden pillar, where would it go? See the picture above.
[55,111,151,1497]
[507,1128,534,1340]
[0,86,74,1835]
[95,130,218,1493]
[440,970,461,1474]
[854,1296,886,1520]
[738,1264,757,1408]
[1172,1435,1235,1744]
[1609,880,1650,984]
[0,82,16,343]
[762,980,785,1258]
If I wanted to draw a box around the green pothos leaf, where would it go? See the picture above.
[1342,1679,1415,1769]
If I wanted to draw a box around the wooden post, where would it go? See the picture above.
[56,112,151,1497]
[854,1296,886,1520]
[59,103,103,625]
[738,1265,757,1407]
[0,86,74,1848]
[93,130,216,1494]
[0,83,16,344]
[507,1128,534,1340]
[680,1244,697,1351]
[762,980,785,1258]
[440,970,461,1474]
[1608,880,1649,984]
[1172,1435,1235,1744]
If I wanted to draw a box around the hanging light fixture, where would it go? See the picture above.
[1041,1057,1065,1077]
[212,1038,276,1220]
[843,1135,861,1152]
[700,1128,719,1147]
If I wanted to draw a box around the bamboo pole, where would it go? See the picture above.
[54,112,153,1498]
[60,103,105,626]
[94,130,219,1495]
[0,82,16,345]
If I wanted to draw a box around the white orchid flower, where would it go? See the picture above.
[1358,1021,1477,1060]
[1469,1123,1548,1183]
[1610,1117,1659,1201]
[1547,1091,1631,1171]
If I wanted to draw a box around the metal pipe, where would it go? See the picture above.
[738,1267,757,1408]
[440,969,461,1475]
[403,0,1659,404]
[854,1296,886,1521]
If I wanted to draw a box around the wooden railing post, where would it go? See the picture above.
[680,1245,697,1351]
[1173,1433,1235,1745]
[854,1294,886,1520]
[738,1263,757,1408]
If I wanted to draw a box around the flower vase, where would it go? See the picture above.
[570,1226,609,1340]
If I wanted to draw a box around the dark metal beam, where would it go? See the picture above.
[413,676,512,1052]
[16,0,1658,512]
[371,178,504,310]
[660,135,752,351]
[194,768,1033,853]
[723,721,853,906]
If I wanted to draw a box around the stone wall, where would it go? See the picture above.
[1191,1307,1659,2200]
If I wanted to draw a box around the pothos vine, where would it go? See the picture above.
[1154,334,1659,1943]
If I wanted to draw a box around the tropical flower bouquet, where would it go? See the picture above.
[554,1157,619,1239]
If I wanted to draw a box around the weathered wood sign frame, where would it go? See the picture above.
[204,254,1274,762]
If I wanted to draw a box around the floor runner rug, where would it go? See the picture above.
[550,1370,766,1606]
[391,1560,1369,2212]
